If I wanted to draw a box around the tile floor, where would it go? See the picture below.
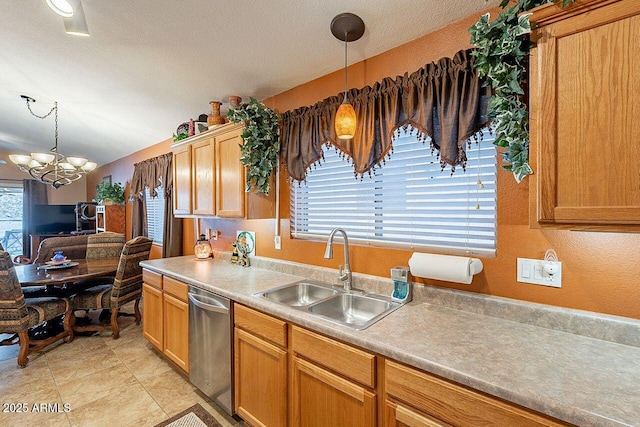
[0,302,244,427]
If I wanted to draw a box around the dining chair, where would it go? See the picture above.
[72,236,152,339]
[85,232,125,259]
[0,251,74,368]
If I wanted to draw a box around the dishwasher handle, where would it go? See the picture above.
[188,293,229,314]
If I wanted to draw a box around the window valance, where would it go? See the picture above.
[280,49,491,182]
[130,152,173,199]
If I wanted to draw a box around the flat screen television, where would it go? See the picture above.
[31,204,77,234]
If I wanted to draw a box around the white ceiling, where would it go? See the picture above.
[0,0,496,167]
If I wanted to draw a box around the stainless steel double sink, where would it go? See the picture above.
[253,280,403,330]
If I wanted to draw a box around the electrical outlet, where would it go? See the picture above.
[274,235,281,250]
[517,258,562,288]
[211,230,219,241]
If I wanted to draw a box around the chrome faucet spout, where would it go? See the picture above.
[325,228,352,290]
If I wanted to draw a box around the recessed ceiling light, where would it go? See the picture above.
[46,0,74,18]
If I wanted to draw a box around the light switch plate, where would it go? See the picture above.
[274,235,281,250]
[517,258,562,288]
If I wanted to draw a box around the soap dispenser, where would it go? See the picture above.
[391,266,412,303]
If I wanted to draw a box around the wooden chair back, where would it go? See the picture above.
[0,251,30,333]
[110,237,152,307]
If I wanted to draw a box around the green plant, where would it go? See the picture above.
[95,181,125,204]
[226,97,280,194]
[469,0,574,182]
[172,131,188,142]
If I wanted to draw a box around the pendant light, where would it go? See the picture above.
[330,13,365,140]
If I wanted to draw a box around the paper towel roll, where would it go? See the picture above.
[408,253,483,285]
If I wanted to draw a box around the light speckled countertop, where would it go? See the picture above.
[141,256,640,427]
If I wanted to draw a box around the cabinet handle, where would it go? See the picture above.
[188,293,229,314]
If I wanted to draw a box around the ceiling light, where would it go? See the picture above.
[46,0,74,18]
[63,0,89,36]
[10,96,97,189]
[330,13,365,140]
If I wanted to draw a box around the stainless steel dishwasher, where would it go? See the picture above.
[188,286,233,415]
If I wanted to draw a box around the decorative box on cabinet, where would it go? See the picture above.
[529,0,640,230]
[171,122,275,219]
[95,205,125,234]
[142,269,189,373]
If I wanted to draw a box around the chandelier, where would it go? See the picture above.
[9,96,97,189]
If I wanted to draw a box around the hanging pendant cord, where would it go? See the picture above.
[344,31,348,100]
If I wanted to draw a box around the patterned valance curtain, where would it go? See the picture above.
[281,49,490,181]
[130,153,182,258]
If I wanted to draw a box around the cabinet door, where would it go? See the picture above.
[216,128,246,218]
[530,1,640,229]
[142,283,163,351]
[173,145,192,216]
[234,328,287,427]
[385,400,451,427]
[191,138,216,215]
[291,356,376,427]
[163,293,189,373]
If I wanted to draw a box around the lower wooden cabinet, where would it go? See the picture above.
[291,356,376,427]
[163,293,189,372]
[142,269,189,373]
[142,283,163,350]
[384,360,566,427]
[234,328,287,427]
[232,305,568,427]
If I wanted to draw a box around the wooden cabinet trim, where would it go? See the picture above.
[190,138,216,216]
[215,127,246,218]
[172,145,192,216]
[384,360,567,427]
[234,304,287,348]
[163,276,188,302]
[235,327,283,359]
[142,269,162,289]
[291,325,376,389]
[294,357,371,404]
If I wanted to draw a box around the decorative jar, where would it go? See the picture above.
[207,101,225,129]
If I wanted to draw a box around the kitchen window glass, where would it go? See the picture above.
[145,186,165,244]
[290,128,497,257]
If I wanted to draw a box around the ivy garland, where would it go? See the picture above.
[227,98,280,195]
[469,0,574,183]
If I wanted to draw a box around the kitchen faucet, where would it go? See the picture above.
[324,228,352,291]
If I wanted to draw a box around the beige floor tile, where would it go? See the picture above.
[126,351,175,383]
[56,364,138,409]
[141,368,199,415]
[123,408,168,427]
[110,335,156,363]
[43,336,108,362]
[47,346,121,384]
[66,382,162,427]
[0,355,56,397]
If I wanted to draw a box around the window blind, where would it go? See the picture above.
[291,128,497,257]
[145,187,165,244]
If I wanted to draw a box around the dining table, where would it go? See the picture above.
[16,258,120,288]
[13,258,121,340]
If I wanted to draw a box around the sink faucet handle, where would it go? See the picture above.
[338,265,343,276]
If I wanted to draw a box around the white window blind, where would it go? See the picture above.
[291,128,497,257]
[145,187,165,245]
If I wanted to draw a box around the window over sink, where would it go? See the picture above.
[145,186,165,244]
[290,128,497,257]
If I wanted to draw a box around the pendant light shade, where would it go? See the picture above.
[330,13,365,141]
[335,102,357,139]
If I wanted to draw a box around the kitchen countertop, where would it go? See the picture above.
[141,256,640,426]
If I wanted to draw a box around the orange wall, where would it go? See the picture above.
[85,139,196,258]
[197,10,640,320]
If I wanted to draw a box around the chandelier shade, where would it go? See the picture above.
[10,96,96,189]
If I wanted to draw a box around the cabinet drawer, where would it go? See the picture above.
[163,276,188,302]
[385,360,566,427]
[234,304,287,348]
[292,326,375,389]
[142,269,162,290]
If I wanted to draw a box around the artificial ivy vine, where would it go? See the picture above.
[227,97,280,195]
[469,0,574,182]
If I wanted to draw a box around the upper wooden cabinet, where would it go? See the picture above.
[171,122,275,219]
[529,0,640,231]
